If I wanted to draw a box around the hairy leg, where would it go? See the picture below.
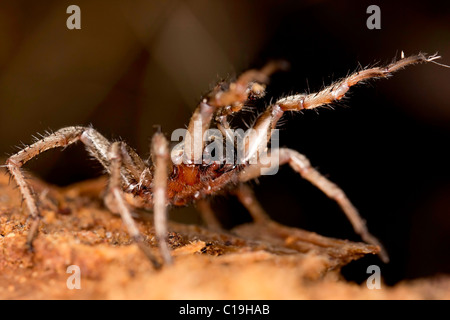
[242,54,440,162]
[5,126,144,248]
[276,53,439,111]
[151,132,173,265]
[239,148,389,263]
[184,61,288,163]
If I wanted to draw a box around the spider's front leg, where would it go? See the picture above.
[184,60,288,163]
[233,53,442,263]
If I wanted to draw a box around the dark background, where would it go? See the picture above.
[0,0,449,285]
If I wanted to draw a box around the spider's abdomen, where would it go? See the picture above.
[167,163,239,206]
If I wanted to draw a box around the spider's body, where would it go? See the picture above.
[125,162,240,207]
[167,163,239,206]
[5,53,443,268]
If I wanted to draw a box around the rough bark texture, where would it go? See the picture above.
[0,173,448,299]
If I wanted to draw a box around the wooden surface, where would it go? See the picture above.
[0,173,448,299]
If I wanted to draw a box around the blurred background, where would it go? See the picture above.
[0,0,449,285]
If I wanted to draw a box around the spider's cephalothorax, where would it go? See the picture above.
[5,53,443,268]
[167,163,240,206]
[126,161,241,208]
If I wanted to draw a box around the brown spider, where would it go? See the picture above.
[5,52,444,268]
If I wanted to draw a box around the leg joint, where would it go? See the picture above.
[5,157,21,168]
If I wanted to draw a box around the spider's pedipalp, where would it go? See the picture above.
[214,60,288,109]
[184,60,287,163]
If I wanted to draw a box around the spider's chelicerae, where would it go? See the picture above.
[5,53,445,268]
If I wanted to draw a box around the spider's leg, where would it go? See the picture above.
[213,60,288,110]
[241,54,440,162]
[195,199,223,231]
[239,148,389,263]
[104,142,162,268]
[6,126,86,247]
[232,184,270,223]
[151,132,173,265]
[116,142,148,184]
[276,53,437,112]
[5,126,144,248]
[232,54,435,262]
[80,128,147,185]
[184,61,287,163]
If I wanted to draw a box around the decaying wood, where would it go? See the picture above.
[0,173,448,299]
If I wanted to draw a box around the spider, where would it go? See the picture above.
[5,52,444,268]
